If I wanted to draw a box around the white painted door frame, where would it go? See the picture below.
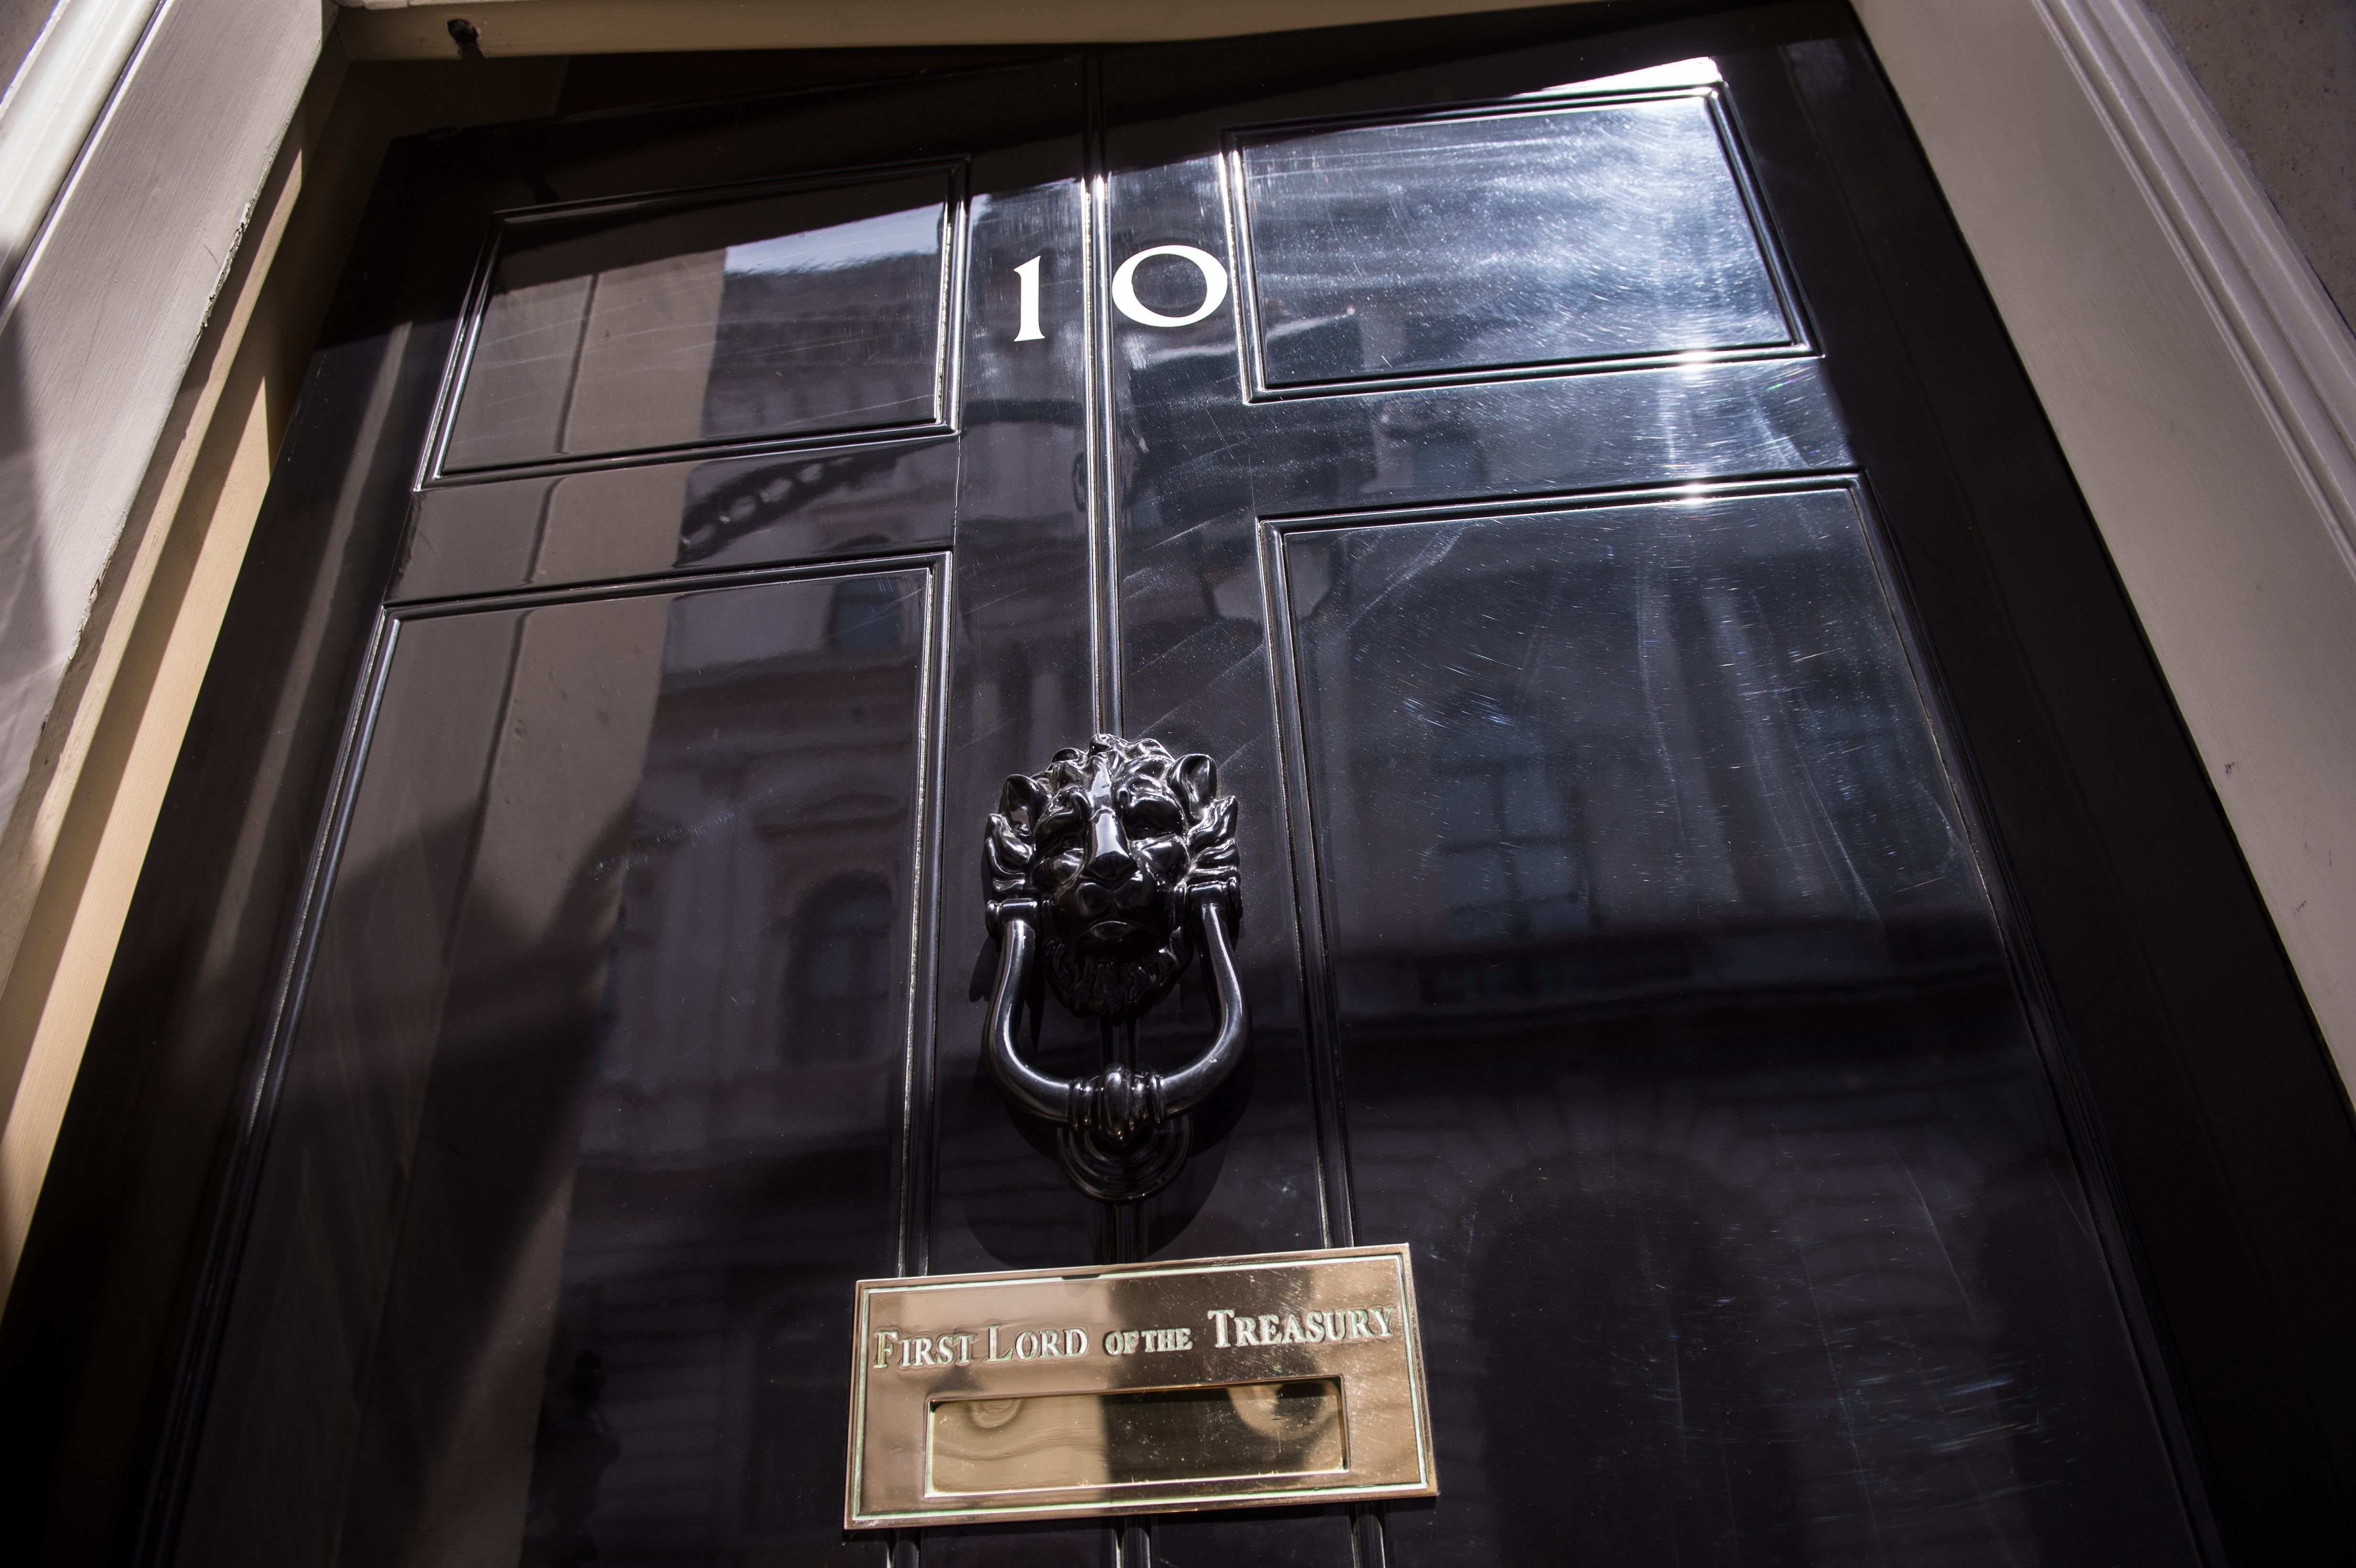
[1860,0,2356,1092]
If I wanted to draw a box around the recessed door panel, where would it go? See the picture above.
[173,568,938,1567]
[441,170,957,473]
[1235,89,1797,391]
[1271,489,2188,1563]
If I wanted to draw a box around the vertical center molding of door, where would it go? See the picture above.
[1081,56,1144,1287]
[927,62,1102,1289]
[1083,53,1123,739]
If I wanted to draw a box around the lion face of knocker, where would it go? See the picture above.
[986,735,1238,1023]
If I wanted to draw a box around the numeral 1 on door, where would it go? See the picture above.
[1014,255,1044,341]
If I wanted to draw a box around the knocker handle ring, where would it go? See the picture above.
[979,735,1249,1201]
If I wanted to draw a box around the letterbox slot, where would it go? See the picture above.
[928,1379,1346,1494]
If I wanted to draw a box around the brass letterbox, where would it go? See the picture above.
[845,1243,1435,1527]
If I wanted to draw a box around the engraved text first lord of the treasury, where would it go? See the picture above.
[871,1302,1406,1371]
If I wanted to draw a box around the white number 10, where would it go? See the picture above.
[1012,246,1234,341]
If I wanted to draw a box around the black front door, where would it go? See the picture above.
[30,5,2350,1565]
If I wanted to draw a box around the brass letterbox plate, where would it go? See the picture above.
[845,1243,1435,1527]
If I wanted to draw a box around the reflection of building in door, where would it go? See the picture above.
[825,574,906,657]
[536,572,926,1559]
[1287,493,2080,1560]
[445,178,950,473]
[788,876,896,1063]
[1432,701,1586,946]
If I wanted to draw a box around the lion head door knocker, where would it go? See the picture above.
[982,735,1245,1201]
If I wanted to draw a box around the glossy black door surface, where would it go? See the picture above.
[11,7,2355,1568]
[1091,40,2190,1565]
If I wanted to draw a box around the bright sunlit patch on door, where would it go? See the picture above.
[1515,54,1723,96]
[723,205,944,276]
[1231,80,1794,392]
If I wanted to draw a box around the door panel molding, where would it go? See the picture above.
[427,160,970,479]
